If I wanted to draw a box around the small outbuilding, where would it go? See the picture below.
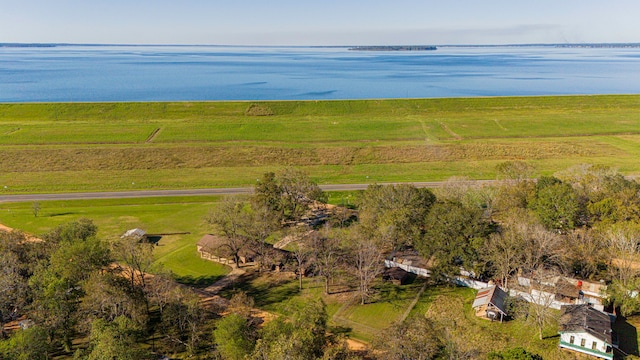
[558,304,614,360]
[121,228,147,240]
[472,286,509,322]
[383,267,410,285]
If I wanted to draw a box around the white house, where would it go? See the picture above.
[558,304,614,360]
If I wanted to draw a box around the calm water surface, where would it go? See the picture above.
[1,45,640,102]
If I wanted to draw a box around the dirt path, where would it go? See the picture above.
[202,264,249,294]
[0,222,43,242]
[399,282,428,322]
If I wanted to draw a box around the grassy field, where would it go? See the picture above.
[2,95,640,193]
[0,196,231,284]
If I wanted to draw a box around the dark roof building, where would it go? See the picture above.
[472,286,509,322]
[558,305,614,359]
[383,267,410,285]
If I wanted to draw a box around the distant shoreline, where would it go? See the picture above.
[349,45,437,51]
[2,43,640,49]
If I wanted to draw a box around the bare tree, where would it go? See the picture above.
[112,234,155,317]
[607,222,640,285]
[605,222,640,315]
[525,269,561,340]
[309,225,344,294]
[147,271,178,316]
[287,226,313,290]
[242,204,279,271]
[206,196,249,267]
[113,235,154,292]
[484,230,522,289]
[350,228,384,305]
[516,215,564,274]
[562,228,608,279]
[32,202,41,217]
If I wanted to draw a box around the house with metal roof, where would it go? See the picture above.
[558,304,614,360]
[472,285,509,322]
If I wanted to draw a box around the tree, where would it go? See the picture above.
[80,271,148,328]
[110,232,155,324]
[29,220,111,351]
[483,228,522,289]
[287,226,314,290]
[0,325,50,360]
[254,171,283,217]
[525,269,562,340]
[0,251,26,339]
[252,297,328,360]
[310,226,344,294]
[484,209,564,286]
[32,202,40,217]
[206,196,250,267]
[0,232,30,339]
[349,228,384,305]
[418,201,490,278]
[146,270,177,316]
[529,176,580,231]
[214,313,256,360]
[42,218,98,245]
[372,316,443,360]
[82,317,151,360]
[160,287,207,355]
[278,168,326,222]
[358,184,435,250]
[242,204,280,271]
[561,228,608,279]
[605,222,640,316]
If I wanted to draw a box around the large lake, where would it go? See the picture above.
[1,45,640,102]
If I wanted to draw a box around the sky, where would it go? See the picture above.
[1,0,639,46]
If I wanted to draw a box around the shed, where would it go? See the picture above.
[383,267,410,285]
[472,286,508,322]
[558,304,614,359]
[121,228,146,240]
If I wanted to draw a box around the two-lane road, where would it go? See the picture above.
[0,181,500,203]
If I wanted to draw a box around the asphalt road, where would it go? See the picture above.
[0,180,499,203]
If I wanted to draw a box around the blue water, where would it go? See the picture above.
[1,45,640,102]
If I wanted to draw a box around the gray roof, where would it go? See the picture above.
[559,305,612,344]
[472,286,508,315]
[122,228,146,239]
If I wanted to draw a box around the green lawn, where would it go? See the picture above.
[2,96,640,193]
[0,196,231,285]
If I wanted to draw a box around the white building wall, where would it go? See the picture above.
[384,260,431,277]
[560,331,611,358]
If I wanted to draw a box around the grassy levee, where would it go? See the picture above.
[1,95,640,193]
